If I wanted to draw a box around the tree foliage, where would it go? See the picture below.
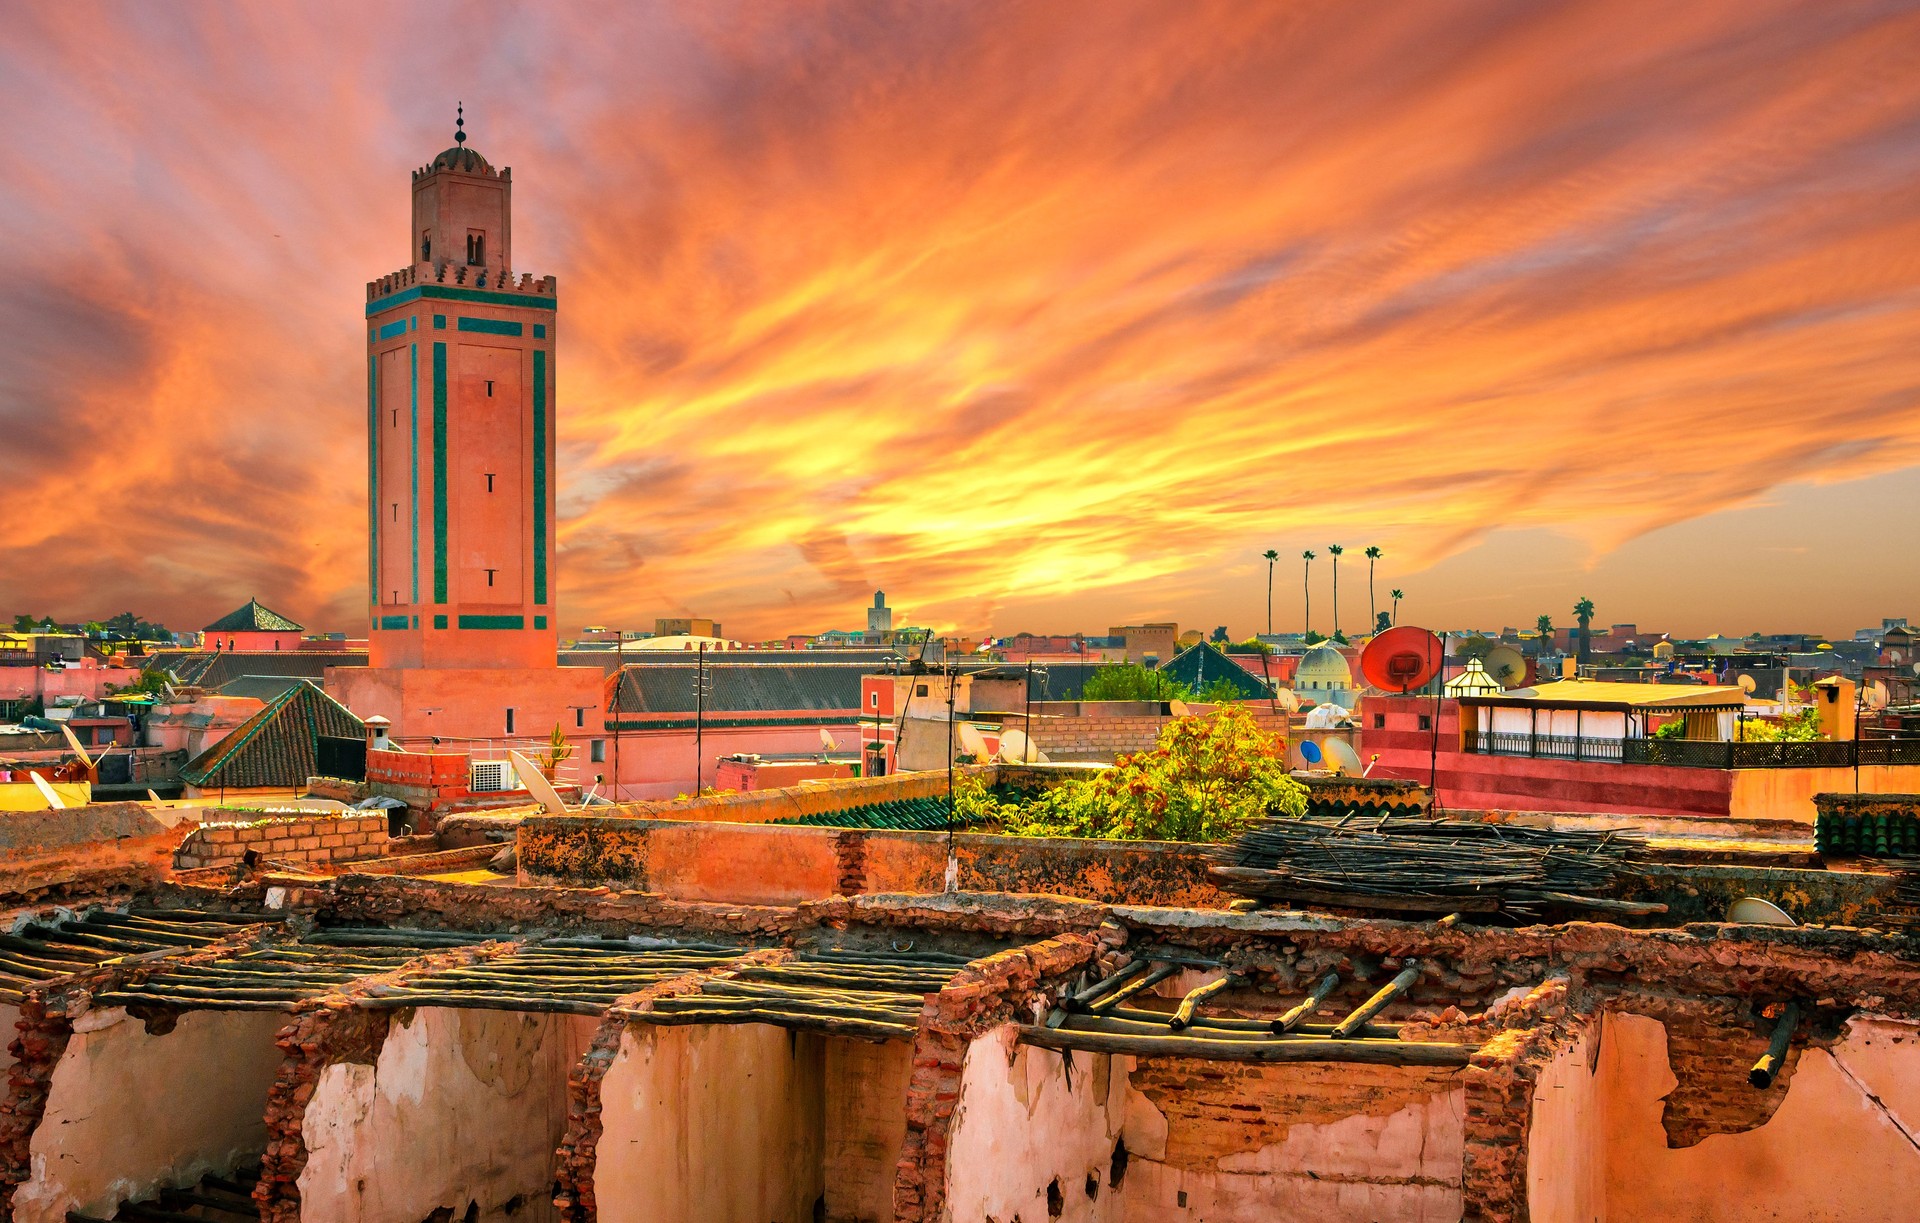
[1081,663,1190,702]
[968,706,1306,843]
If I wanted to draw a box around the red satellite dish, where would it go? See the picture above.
[1360,626,1443,693]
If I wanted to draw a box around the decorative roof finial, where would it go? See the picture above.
[455,102,466,146]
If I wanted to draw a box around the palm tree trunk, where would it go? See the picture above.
[1303,561,1312,635]
[1266,561,1274,636]
[1368,560,1376,629]
[1332,558,1340,636]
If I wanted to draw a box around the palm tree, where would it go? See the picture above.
[1573,597,1595,665]
[1536,614,1554,653]
[1390,589,1403,625]
[1364,546,1382,631]
[1327,544,1344,638]
[1301,550,1316,635]
[1262,549,1279,636]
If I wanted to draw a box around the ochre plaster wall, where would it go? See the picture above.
[824,1038,915,1223]
[593,1024,827,1223]
[11,1008,287,1223]
[942,1026,1464,1223]
[1540,1012,1920,1222]
[1729,765,1920,822]
[1524,1021,1605,1223]
[297,1008,597,1222]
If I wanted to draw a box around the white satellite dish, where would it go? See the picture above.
[507,750,569,816]
[997,727,1050,765]
[29,772,65,810]
[1727,897,1795,926]
[1866,681,1889,711]
[819,728,839,753]
[957,721,991,762]
[1325,739,1364,776]
[1485,643,1526,689]
[1272,688,1301,713]
[1737,674,1757,695]
[58,723,96,772]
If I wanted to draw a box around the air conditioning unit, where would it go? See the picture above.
[470,760,519,792]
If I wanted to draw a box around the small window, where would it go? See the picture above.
[505,708,515,735]
[485,569,496,587]
[1418,714,1432,731]
[421,232,431,261]
[916,684,928,697]
[1373,714,1386,729]
[466,230,485,265]
[575,708,586,728]
[485,473,495,492]
[869,692,879,708]
[590,739,606,763]
[485,379,494,397]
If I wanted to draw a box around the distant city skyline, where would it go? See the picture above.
[1,2,1917,640]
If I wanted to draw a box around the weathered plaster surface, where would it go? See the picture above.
[12,1007,286,1223]
[593,1023,827,1223]
[942,1025,1464,1223]
[824,1037,915,1222]
[297,1007,596,1222]
[1530,1012,1920,1222]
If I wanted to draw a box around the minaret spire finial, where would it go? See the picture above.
[455,102,466,146]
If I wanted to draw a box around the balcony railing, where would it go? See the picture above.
[1463,729,1920,769]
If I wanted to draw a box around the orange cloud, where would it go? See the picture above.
[1,1,1917,639]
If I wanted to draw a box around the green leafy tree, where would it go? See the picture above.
[1573,597,1596,664]
[1194,677,1245,704]
[1081,663,1190,702]
[1536,614,1554,651]
[11,614,35,632]
[1375,611,1391,633]
[982,706,1307,842]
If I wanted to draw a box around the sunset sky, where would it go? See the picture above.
[2,0,1917,641]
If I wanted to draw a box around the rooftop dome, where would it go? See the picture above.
[1296,644,1353,690]
[430,145,491,174]
[428,103,490,174]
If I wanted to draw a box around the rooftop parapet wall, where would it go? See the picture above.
[173,813,388,871]
[366,260,555,303]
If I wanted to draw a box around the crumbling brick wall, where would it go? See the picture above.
[173,813,388,871]
[0,997,71,1218]
[254,942,517,1223]
[893,932,1102,1222]
[553,949,791,1222]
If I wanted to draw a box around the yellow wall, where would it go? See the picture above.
[1729,766,1920,822]
[0,780,90,811]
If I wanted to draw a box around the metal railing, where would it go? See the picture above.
[1464,729,1920,769]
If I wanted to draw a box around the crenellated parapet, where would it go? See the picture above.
[413,152,508,182]
[366,262,557,302]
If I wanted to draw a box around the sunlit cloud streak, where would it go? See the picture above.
[1,0,1917,637]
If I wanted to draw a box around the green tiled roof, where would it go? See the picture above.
[1158,641,1274,699]
[204,598,302,633]
[773,796,976,831]
[181,681,364,788]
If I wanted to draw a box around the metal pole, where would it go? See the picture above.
[1025,658,1034,751]
[612,641,622,802]
[694,641,706,795]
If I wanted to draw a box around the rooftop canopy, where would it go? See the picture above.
[1457,678,1746,712]
[203,598,302,634]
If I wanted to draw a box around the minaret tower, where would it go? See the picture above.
[364,104,555,670]
[332,109,600,744]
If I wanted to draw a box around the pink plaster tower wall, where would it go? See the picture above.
[330,110,600,742]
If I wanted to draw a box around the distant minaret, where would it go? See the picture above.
[363,104,557,671]
[868,590,893,637]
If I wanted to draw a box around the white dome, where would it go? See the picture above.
[1296,645,1353,690]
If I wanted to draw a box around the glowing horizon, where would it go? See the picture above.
[1,1,1917,641]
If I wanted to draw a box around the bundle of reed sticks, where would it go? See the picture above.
[1207,816,1658,917]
